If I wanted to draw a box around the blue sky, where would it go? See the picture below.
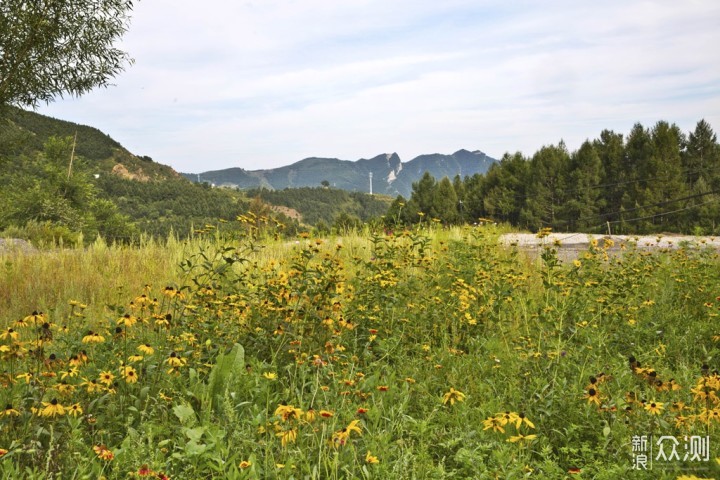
[38,0,720,173]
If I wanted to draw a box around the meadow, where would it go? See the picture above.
[1,221,719,479]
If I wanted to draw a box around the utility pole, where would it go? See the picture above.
[67,131,77,180]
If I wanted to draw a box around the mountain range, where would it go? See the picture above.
[183,149,497,198]
[2,105,498,199]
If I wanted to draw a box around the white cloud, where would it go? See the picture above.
[37,0,720,172]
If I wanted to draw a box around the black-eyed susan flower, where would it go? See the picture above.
[1,405,19,417]
[39,399,65,417]
[117,314,137,328]
[166,351,186,366]
[514,412,535,429]
[585,388,601,406]
[319,410,333,418]
[645,401,663,415]
[699,407,720,424]
[23,311,46,325]
[667,379,682,391]
[508,433,538,443]
[121,365,138,383]
[483,416,505,433]
[67,403,83,417]
[82,331,105,344]
[239,460,252,469]
[60,367,78,380]
[81,378,103,393]
[54,382,75,395]
[442,387,466,406]
[68,355,83,367]
[98,371,115,386]
[497,411,519,426]
[331,419,363,447]
[138,344,154,355]
[154,314,170,328]
[0,328,18,341]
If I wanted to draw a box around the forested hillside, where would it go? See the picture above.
[389,120,720,235]
[247,187,392,230]
[0,106,177,180]
[0,107,288,241]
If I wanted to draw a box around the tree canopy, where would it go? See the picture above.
[0,0,135,107]
[387,119,720,235]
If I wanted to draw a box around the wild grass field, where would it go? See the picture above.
[1,222,720,479]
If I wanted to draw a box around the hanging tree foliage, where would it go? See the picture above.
[0,0,135,108]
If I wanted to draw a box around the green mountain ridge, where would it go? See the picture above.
[183,149,497,198]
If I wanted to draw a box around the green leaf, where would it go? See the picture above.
[183,426,205,443]
[185,441,207,456]
[173,403,197,426]
[207,343,245,411]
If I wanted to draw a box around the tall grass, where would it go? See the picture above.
[0,236,186,323]
[1,225,718,479]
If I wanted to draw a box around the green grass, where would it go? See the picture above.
[0,225,719,479]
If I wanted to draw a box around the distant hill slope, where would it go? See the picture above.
[0,105,180,181]
[184,150,497,198]
[0,107,395,235]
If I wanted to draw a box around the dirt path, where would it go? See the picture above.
[498,233,720,261]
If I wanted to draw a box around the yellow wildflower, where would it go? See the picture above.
[442,387,466,406]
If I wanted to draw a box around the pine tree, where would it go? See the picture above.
[431,177,459,224]
[410,172,437,217]
[474,152,528,225]
[684,119,719,186]
[524,144,569,230]
[560,141,604,231]
[595,129,625,223]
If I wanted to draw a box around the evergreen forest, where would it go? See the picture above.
[391,120,720,235]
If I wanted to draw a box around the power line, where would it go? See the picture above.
[592,198,719,229]
[551,189,720,227]
[481,163,720,203]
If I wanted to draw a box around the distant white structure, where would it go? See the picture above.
[369,172,373,195]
